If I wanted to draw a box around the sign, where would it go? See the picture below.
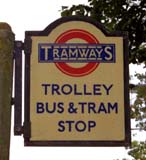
[24,16,131,146]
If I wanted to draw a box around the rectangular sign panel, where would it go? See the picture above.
[24,16,131,146]
[38,43,115,63]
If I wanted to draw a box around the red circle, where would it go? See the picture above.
[55,29,99,77]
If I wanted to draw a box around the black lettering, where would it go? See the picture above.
[42,84,51,95]
[78,102,87,113]
[52,84,60,95]
[58,121,65,132]
[103,84,113,95]
[36,102,45,113]
[108,102,118,113]
[57,102,64,113]
[61,84,72,95]
[98,102,107,113]
[75,121,86,132]
[88,121,96,132]
[46,102,56,113]
[66,121,74,132]
[88,103,96,113]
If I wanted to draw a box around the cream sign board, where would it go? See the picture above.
[24,16,131,146]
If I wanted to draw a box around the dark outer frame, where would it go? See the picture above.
[24,15,131,147]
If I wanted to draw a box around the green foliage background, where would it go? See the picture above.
[62,0,146,64]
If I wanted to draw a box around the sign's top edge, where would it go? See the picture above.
[25,16,128,38]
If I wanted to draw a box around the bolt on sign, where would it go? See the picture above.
[24,16,131,146]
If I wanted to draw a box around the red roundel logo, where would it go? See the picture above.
[55,29,99,77]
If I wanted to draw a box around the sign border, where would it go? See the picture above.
[24,15,131,147]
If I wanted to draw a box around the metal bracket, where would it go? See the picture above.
[13,41,24,135]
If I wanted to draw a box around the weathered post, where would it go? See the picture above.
[0,23,14,160]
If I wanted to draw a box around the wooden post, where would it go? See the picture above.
[0,23,14,160]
